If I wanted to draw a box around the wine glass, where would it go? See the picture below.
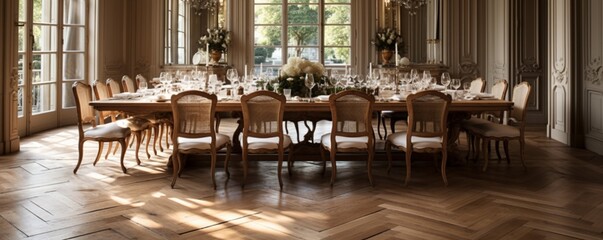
[138,80,148,96]
[226,69,238,85]
[305,73,316,99]
[231,76,241,99]
[441,72,451,90]
[451,79,461,99]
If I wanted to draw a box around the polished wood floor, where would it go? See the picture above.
[1,119,602,239]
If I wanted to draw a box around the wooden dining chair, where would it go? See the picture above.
[170,90,232,189]
[104,78,151,163]
[320,90,375,186]
[106,78,122,96]
[385,90,452,186]
[469,77,486,93]
[464,81,531,172]
[239,91,294,189]
[122,75,137,93]
[72,81,131,174]
[92,79,125,160]
[462,79,508,161]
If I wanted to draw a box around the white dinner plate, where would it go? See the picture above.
[192,51,202,65]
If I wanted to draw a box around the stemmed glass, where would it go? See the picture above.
[231,76,240,99]
[441,72,451,90]
[305,73,316,99]
[159,72,172,94]
[451,79,461,99]
[138,80,148,96]
[226,69,238,85]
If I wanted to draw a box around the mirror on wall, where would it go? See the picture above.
[163,0,227,65]
[378,0,441,64]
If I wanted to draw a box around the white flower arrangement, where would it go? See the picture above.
[280,57,325,78]
[271,57,330,97]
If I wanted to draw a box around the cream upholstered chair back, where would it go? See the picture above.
[510,81,532,123]
[122,75,137,93]
[106,78,122,96]
[171,90,216,139]
[406,90,451,139]
[469,78,486,93]
[241,91,286,139]
[329,90,375,138]
[491,80,508,100]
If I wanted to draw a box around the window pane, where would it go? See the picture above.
[324,47,350,66]
[325,25,350,46]
[324,5,350,24]
[64,0,86,25]
[32,25,58,51]
[255,0,283,3]
[255,47,281,65]
[33,0,58,24]
[287,5,318,24]
[18,54,25,117]
[255,5,282,24]
[178,48,185,64]
[255,26,282,45]
[18,0,25,21]
[63,27,85,51]
[32,54,57,84]
[325,0,351,3]
[18,87,24,117]
[32,84,56,114]
[287,47,318,62]
[289,0,318,3]
[63,53,85,81]
[287,26,318,46]
[18,26,26,52]
[62,82,76,108]
[178,32,185,47]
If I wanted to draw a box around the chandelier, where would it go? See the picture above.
[187,0,219,15]
[387,0,427,16]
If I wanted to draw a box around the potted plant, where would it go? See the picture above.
[372,28,402,65]
[199,27,231,63]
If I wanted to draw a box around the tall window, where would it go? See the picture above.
[165,0,187,65]
[253,0,351,68]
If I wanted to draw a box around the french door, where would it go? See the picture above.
[17,0,87,136]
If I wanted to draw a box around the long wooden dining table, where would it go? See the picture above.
[90,97,513,154]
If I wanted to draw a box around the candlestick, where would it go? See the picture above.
[369,62,372,78]
[260,63,263,75]
[244,64,248,79]
[395,44,399,66]
[205,43,209,66]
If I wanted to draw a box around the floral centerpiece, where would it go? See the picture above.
[372,28,402,65]
[268,57,332,97]
[198,27,231,62]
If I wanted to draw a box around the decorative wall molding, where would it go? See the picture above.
[585,57,602,85]
[518,58,541,73]
[10,68,18,101]
[459,60,479,81]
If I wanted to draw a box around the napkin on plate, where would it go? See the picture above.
[314,95,330,102]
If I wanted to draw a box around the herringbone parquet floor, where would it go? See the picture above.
[1,119,602,239]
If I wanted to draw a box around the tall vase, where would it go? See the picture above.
[210,50,222,64]
[381,50,393,65]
